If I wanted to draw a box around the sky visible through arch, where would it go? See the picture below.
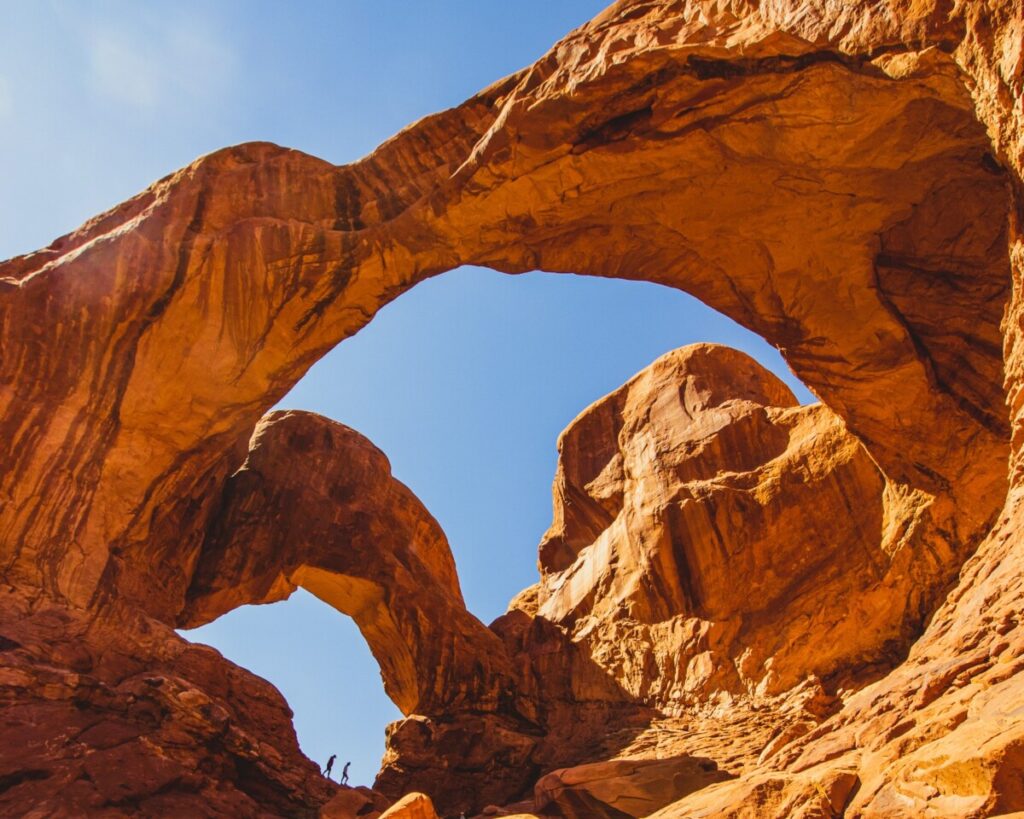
[2,1,814,788]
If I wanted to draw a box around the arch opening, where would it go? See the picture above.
[165,70,1011,793]
[182,589,400,794]
[178,270,814,771]
[0,5,1018,814]
[0,16,1009,634]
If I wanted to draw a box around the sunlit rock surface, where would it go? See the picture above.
[181,410,515,719]
[1,0,1022,815]
[0,591,337,817]
[523,344,941,705]
[378,793,440,819]
[533,756,732,818]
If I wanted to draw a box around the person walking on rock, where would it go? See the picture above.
[341,761,351,785]
[323,754,336,779]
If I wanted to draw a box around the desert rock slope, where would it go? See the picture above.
[0,0,1022,816]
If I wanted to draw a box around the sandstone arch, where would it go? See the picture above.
[180,410,518,717]
[1,0,1022,815]
[0,2,1013,628]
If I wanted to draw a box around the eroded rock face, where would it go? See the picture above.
[476,342,1011,816]
[181,410,515,718]
[367,342,1019,814]
[533,756,731,818]
[523,344,942,707]
[181,411,542,812]
[0,0,1022,816]
[0,0,1013,625]
[0,590,337,818]
[378,793,439,819]
[665,488,1024,819]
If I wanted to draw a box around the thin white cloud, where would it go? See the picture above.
[87,27,161,109]
[0,75,12,119]
[165,24,237,99]
[83,11,236,114]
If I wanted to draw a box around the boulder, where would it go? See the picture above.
[378,792,439,819]
[534,756,732,818]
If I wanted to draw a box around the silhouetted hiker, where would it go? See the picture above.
[341,761,351,785]
[323,754,336,779]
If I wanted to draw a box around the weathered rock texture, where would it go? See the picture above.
[533,755,731,818]
[181,410,515,718]
[524,344,940,707]
[377,792,440,819]
[0,589,337,817]
[1,0,1023,815]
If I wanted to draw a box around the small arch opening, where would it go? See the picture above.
[184,589,399,790]
[181,266,815,786]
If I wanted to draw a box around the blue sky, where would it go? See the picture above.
[2,1,813,787]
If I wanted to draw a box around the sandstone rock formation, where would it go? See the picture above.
[1,0,1023,816]
[181,410,516,718]
[533,756,731,818]
[378,793,440,819]
[0,589,337,817]
[320,786,390,819]
[521,344,939,707]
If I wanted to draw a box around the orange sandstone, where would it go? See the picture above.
[0,0,1022,816]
